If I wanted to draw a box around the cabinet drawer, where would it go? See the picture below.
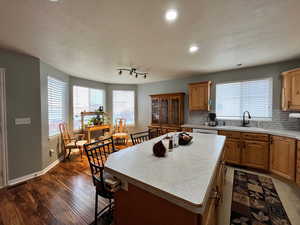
[242,132,269,142]
[218,130,241,139]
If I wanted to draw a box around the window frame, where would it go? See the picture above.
[72,85,106,130]
[112,89,136,126]
[48,76,68,137]
[215,77,273,121]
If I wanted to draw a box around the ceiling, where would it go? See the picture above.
[0,0,300,84]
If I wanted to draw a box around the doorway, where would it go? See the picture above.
[0,68,8,188]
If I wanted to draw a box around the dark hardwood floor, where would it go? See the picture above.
[0,146,128,225]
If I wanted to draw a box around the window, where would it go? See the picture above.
[73,86,105,130]
[48,77,67,136]
[113,90,135,125]
[216,78,272,119]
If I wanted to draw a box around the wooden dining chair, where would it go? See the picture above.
[84,138,117,225]
[149,127,162,139]
[130,131,151,145]
[59,123,86,160]
[112,118,129,145]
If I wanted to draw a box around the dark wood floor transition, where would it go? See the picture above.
[0,154,109,225]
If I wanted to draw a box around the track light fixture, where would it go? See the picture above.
[117,67,148,79]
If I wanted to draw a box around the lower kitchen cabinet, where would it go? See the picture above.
[241,140,269,170]
[223,139,241,165]
[220,131,269,170]
[296,141,300,186]
[270,136,296,181]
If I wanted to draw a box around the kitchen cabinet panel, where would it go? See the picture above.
[224,139,241,165]
[282,68,300,111]
[241,140,269,170]
[188,81,211,111]
[296,141,300,186]
[270,136,296,181]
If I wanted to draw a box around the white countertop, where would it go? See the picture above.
[105,133,226,213]
[182,124,300,140]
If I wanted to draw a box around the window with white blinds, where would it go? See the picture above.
[216,78,273,119]
[48,77,67,136]
[113,90,135,125]
[73,86,105,130]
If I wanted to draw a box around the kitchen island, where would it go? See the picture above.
[105,133,226,225]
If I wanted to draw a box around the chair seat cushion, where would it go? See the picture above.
[113,133,128,138]
[76,140,87,146]
[95,172,115,199]
[66,141,77,148]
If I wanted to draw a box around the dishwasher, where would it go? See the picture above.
[192,128,218,135]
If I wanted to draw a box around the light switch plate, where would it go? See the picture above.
[15,117,31,125]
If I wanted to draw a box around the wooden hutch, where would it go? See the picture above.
[149,92,185,133]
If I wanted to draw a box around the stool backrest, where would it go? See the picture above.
[130,131,150,145]
[84,138,115,187]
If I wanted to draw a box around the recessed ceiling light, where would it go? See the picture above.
[49,0,59,2]
[189,45,199,53]
[165,9,178,22]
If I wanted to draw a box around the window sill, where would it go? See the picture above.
[217,117,272,122]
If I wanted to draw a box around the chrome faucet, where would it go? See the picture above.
[242,111,251,127]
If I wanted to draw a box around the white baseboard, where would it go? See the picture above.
[8,156,63,186]
[40,156,63,175]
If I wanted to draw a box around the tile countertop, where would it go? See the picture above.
[105,133,226,214]
[181,124,300,140]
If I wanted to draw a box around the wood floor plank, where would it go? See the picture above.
[0,144,128,225]
[0,150,121,225]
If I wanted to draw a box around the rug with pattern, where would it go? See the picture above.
[230,170,291,225]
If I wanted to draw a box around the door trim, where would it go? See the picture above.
[0,68,8,188]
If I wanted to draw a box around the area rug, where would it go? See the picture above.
[230,170,291,225]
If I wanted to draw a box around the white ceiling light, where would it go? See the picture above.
[189,45,199,53]
[49,0,59,2]
[165,9,178,22]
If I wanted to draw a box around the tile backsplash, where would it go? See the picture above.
[186,110,300,131]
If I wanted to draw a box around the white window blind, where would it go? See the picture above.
[48,77,67,136]
[73,86,105,130]
[216,78,272,119]
[113,90,135,125]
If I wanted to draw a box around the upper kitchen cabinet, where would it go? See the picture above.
[150,93,185,129]
[282,68,300,111]
[188,81,212,111]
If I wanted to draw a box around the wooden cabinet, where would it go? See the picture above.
[219,131,269,170]
[224,139,241,165]
[270,136,296,181]
[219,130,241,165]
[296,141,300,186]
[202,161,223,225]
[188,81,212,111]
[241,140,269,170]
[282,68,300,111]
[150,93,185,131]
